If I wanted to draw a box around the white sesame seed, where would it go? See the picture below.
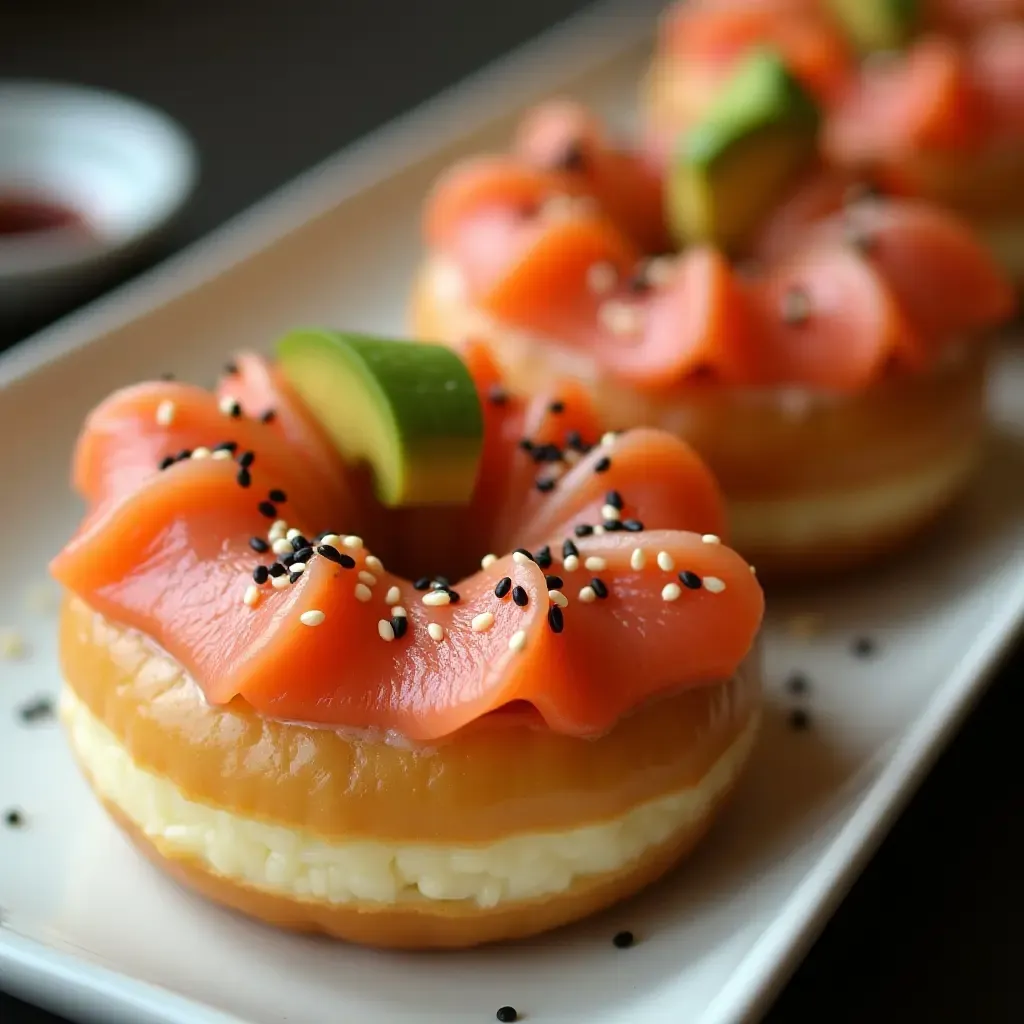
[584,556,607,572]
[578,585,597,603]
[385,586,401,605]
[243,584,261,607]
[290,562,306,574]
[428,622,445,641]
[211,448,232,460]
[391,605,407,618]
[320,533,342,548]
[564,449,581,464]
[549,590,568,608]
[657,551,675,572]
[512,551,531,566]
[377,619,395,642]
[218,395,240,416]
[563,554,580,572]
[272,538,293,556]
[701,534,721,545]
[481,553,498,569]
[601,504,620,522]
[750,565,758,575]
[598,300,644,336]
[271,575,290,590]
[191,446,211,460]
[600,431,618,447]
[422,590,451,607]
[471,612,495,633]
[586,261,617,294]
[354,583,372,602]
[592,525,604,537]
[286,528,303,541]
[662,583,681,602]
[508,629,527,652]
[358,571,377,587]
[630,547,646,571]
[365,555,384,573]
[343,535,363,549]
[269,520,288,538]
[703,576,727,593]
[299,610,325,627]
[155,400,176,426]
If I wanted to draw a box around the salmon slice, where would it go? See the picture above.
[804,199,1017,342]
[969,24,1024,140]
[513,99,670,253]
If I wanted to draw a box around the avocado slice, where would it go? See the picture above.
[667,48,821,252]
[828,0,918,53]
[276,330,484,507]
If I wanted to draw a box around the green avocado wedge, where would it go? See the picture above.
[667,48,821,252]
[276,330,484,507]
[828,0,918,53]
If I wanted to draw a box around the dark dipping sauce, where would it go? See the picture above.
[0,192,91,240]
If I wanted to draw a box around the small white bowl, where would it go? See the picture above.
[0,81,198,319]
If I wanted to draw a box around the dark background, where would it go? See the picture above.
[2,1,1022,1020]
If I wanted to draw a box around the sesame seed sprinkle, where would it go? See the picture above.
[219,395,242,417]
[562,539,579,558]
[391,605,407,618]
[563,554,580,572]
[318,545,355,568]
[623,519,644,532]
[243,585,261,607]
[392,615,408,639]
[512,585,529,607]
[549,589,568,608]
[657,551,675,572]
[536,477,556,493]
[358,571,377,587]
[703,576,726,593]
[253,566,269,585]
[290,562,306,574]
[605,490,623,509]
[590,577,609,598]
[481,553,498,569]
[472,612,495,633]
[535,545,552,568]
[385,586,401,605]
[594,456,611,473]
[575,524,594,537]
[512,551,532,566]
[630,548,646,570]
[494,576,512,598]
[269,488,287,503]
[428,622,445,641]
[239,451,255,469]
[600,432,618,447]
[548,605,564,633]
[377,619,395,642]
[272,575,290,590]
[601,504,620,521]
[662,583,681,602]
[354,583,372,602]
[679,571,702,590]
[155,400,176,426]
[191,446,211,460]
[320,533,342,547]
[702,534,721,544]
[508,629,527,652]
[545,574,563,590]
[286,527,302,541]
[236,468,252,488]
[578,585,597,603]
[212,448,232,460]
[272,538,293,556]
[343,536,363,550]
[299,609,325,626]
[250,537,269,553]
[365,555,384,573]
[422,590,451,607]
[584,556,607,572]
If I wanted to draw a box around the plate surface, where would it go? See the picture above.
[2,3,1024,1022]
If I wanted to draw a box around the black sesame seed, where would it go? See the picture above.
[224,361,239,375]
[548,400,565,414]
[236,468,252,488]
[562,539,579,559]
[555,139,586,172]
[613,930,634,949]
[513,548,534,563]
[213,441,238,453]
[488,385,509,406]
[574,524,594,537]
[17,697,53,724]
[4,809,24,828]
[789,708,811,731]
[434,576,451,587]
[268,563,287,578]
[496,1007,518,1023]
[294,546,313,563]
[176,448,192,462]
[785,672,811,696]
[257,501,277,518]
[590,577,609,599]
[494,576,513,599]
[594,456,611,473]
[445,589,461,605]
[226,401,242,418]
[512,585,529,607]
[679,571,702,590]
[260,409,276,424]
[239,451,255,468]
[253,566,269,585]
[413,576,432,591]
[518,438,534,452]
[535,545,552,569]
[852,636,876,658]
[288,571,304,584]
[603,520,625,532]
[431,580,448,590]
[536,477,556,493]
[250,537,269,553]
[565,429,586,451]
[158,455,175,470]
[548,605,564,633]
[391,615,408,639]
[781,286,811,326]
[317,544,353,568]
[532,443,563,464]
[269,489,287,503]
[282,553,297,568]
[290,535,309,551]
[545,574,564,590]
[605,490,624,510]
[623,519,644,532]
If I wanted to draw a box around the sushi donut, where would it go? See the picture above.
[52,334,764,949]
[411,102,1016,577]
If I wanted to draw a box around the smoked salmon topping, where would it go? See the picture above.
[51,352,762,742]
[423,111,1015,394]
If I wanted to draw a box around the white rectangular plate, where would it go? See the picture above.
[2,3,1023,1022]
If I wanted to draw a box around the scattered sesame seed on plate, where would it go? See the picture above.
[549,590,568,608]
[358,571,377,587]
[427,622,445,641]
[385,586,401,605]
[508,629,527,652]
[155,400,176,426]
[299,610,325,627]
[272,538,293,556]
[563,554,580,572]
[601,504,620,522]
[656,551,675,572]
[481,553,498,569]
[584,556,606,572]
[365,555,384,573]
[354,583,373,602]
[191,446,210,460]
[471,612,495,633]
[422,590,451,607]
[578,585,597,603]
[211,448,232,460]
[243,585,261,607]
[630,548,646,570]
[701,534,721,545]
[271,575,290,590]
[320,533,342,548]
[512,551,531,566]
[218,395,242,417]
[290,562,306,575]
[661,582,681,602]
[343,535,363,550]
[286,528,302,541]
[377,619,395,642]
[391,605,407,618]
[703,576,727,593]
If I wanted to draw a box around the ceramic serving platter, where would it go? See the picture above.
[2,2,1024,1021]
